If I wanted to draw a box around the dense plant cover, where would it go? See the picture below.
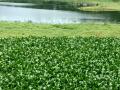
[0,37,120,89]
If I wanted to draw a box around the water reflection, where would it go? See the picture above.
[0,2,120,24]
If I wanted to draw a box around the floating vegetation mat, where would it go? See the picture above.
[0,36,120,89]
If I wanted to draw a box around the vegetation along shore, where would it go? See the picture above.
[0,21,120,89]
[0,22,120,38]
[0,11,120,89]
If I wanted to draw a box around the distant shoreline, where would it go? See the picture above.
[0,0,120,11]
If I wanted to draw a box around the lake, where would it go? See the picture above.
[0,1,120,24]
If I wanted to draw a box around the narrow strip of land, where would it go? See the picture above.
[0,22,120,38]
[60,0,120,11]
[79,2,120,11]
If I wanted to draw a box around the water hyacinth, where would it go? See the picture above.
[0,36,120,89]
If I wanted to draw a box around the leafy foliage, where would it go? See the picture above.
[0,37,120,89]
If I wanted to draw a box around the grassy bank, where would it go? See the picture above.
[79,2,120,11]
[0,22,120,38]
[0,36,120,89]
[64,0,120,11]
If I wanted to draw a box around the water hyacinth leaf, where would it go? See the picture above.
[0,36,120,89]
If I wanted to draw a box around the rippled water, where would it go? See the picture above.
[0,2,120,24]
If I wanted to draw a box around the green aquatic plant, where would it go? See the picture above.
[0,36,120,89]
